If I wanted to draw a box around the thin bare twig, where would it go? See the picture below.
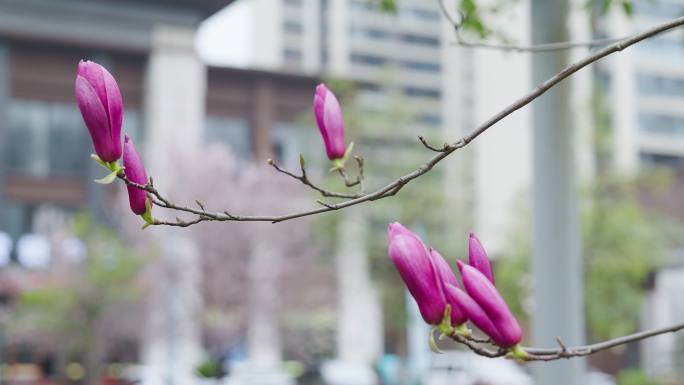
[438,0,624,52]
[115,16,684,225]
[447,322,684,361]
[267,158,361,199]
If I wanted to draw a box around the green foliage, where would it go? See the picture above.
[589,0,634,16]
[10,213,146,365]
[459,0,491,38]
[617,368,660,385]
[378,0,398,13]
[196,359,226,379]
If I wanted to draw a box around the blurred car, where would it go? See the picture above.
[424,350,533,385]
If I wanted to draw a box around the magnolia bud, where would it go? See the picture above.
[123,134,150,216]
[469,232,494,283]
[75,60,123,163]
[429,248,467,326]
[387,222,446,325]
[457,260,522,348]
[314,83,346,160]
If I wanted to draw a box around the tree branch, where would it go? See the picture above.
[448,322,684,361]
[114,15,684,226]
[438,0,625,52]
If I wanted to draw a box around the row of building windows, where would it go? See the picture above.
[637,73,684,98]
[639,112,684,137]
[349,0,439,22]
[633,0,684,19]
[350,53,441,73]
[349,25,440,47]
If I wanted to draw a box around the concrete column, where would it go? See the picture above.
[607,10,639,173]
[301,0,321,73]
[327,0,350,76]
[141,24,206,385]
[144,24,207,187]
[142,237,204,385]
[246,240,283,364]
[0,41,8,227]
[530,1,585,384]
[334,210,382,382]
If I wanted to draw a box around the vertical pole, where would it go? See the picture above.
[0,41,9,230]
[531,1,585,384]
[0,40,8,385]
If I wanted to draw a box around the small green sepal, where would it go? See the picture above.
[429,327,442,354]
[454,323,470,337]
[92,157,123,184]
[94,169,119,184]
[141,199,155,228]
[299,154,306,169]
[436,304,454,336]
[329,142,355,172]
[509,345,529,361]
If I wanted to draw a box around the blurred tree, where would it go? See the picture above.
[9,214,146,384]
[617,368,660,385]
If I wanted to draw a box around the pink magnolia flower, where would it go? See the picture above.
[75,60,123,162]
[313,83,346,160]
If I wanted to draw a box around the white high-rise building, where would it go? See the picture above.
[597,0,684,172]
[202,0,444,132]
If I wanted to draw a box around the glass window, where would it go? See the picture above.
[399,33,440,47]
[640,152,684,168]
[6,100,141,179]
[399,60,441,73]
[351,53,388,66]
[639,112,684,136]
[403,86,441,99]
[350,25,391,40]
[636,73,684,98]
[284,20,302,35]
[205,116,251,158]
[398,6,440,22]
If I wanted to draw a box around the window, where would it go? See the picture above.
[417,114,442,126]
[640,152,684,168]
[399,33,440,47]
[403,86,441,99]
[638,112,684,136]
[351,53,388,66]
[634,0,684,18]
[284,20,302,34]
[398,6,440,22]
[350,25,391,40]
[205,116,251,158]
[637,73,684,97]
[399,60,441,73]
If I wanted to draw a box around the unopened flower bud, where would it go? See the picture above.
[75,60,123,163]
[457,260,522,348]
[123,134,150,216]
[314,83,346,160]
[387,222,446,325]
[469,232,494,284]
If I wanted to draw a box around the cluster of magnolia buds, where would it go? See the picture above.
[75,60,154,226]
[387,222,527,358]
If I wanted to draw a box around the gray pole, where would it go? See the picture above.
[531,1,586,384]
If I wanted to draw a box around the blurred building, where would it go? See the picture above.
[596,0,684,171]
[0,0,320,263]
[210,0,444,133]
[0,0,320,382]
